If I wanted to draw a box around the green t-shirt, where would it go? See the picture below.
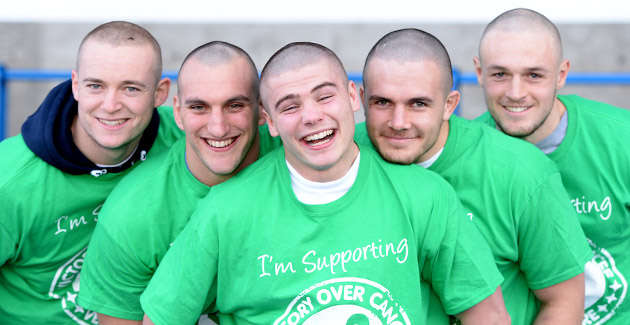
[77,125,281,320]
[477,95,630,324]
[356,116,591,324]
[0,106,182,324]
[140,145,503,325]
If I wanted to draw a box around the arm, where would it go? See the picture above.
[533,273,584,325]
[142,314,154,325]
[140,209,218,325]
[455,287,511,325]
[99,314,141,325]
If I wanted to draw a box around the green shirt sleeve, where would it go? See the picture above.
[78,221,151,320]
[517,172,592,289]
[141,208,218,325]
[421,182,504,315]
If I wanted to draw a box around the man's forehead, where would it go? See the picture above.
[179,60,253,95]
[78,40,155,64]
[264,60,341,92]
[481,29,558,59]
[366,58,443,90]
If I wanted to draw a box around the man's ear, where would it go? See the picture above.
[443,90,461,120]
[360,85,368,120]
[172,96,184,131]
[556,59,571,89]
[71,70,80,101]
[348,81,361,113]
[257,101,266,126]
[153,78,171,107]
[473,56,483,86]
[261,106,279,137]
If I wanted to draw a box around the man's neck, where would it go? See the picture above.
[417,119,449,165]
[523,98,566,144]
[289,143,360,183]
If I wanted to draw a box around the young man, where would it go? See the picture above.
[77,41,281,325]
[475,8,630,324]
[139,42,510,325]
[0,22,181,324]
[356,28,591,324]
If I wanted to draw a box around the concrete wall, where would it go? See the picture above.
[1,22,629,137]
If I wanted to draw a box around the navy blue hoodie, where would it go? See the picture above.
[21,79,160,175]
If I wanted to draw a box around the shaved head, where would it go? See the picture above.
[178,41,259,99]
[77,21,162,83]
[261,42,348,85]
[480,8,563,62]
[364,28,453,94]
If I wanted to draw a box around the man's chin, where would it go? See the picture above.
[379,151,417,166]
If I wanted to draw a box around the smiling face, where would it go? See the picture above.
[174,56,262,186]
[475,29,569,143]
[71,40,169,165]
[363,58,458,164]
[261,58,360,182]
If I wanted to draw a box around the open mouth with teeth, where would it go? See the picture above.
[204,136,238,151]
[302,129,335,147]
[97,118,129,128]
[503,106,530,113]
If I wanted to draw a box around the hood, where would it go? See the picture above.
[21,79,160,176]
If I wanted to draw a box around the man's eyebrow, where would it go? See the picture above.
[408,97,433,105]
[82,77,103,84]
[486,64,507,71]
[273,82,339,110]
[184,98,209,106]
[226,95,252,104]
[368,95,390,102]
[81,78,148,89]
[275,94,298,110]
[121,80,149,88]
[486,64,549,72]
[311,82,337,93]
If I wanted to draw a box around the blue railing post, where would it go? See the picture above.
[0,64,7,141]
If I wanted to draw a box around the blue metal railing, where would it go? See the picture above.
[1,66,630,140]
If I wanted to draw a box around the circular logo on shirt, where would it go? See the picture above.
[273,277,410,325]
[48,247,99,324]
[583,238,627,324]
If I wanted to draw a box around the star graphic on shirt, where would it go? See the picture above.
[66,292,77,304]
[606,294,618,304]
[598,304,609,313]
[74,305,85,313]
[610,280,623,292]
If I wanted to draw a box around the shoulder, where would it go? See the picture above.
[561,94,630,125]
[457,116,556,174]
[473,111,497,127]
[362,146,458,202]
[217,147,282,193]
[154,106,184,149]
[0,134,54,190]
[97,140,183,226]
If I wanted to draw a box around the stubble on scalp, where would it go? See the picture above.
[76,21,163,83]
[363,28,454,96]
[259,42,348,110]
[177,41,260,101]
[478,8,563,64]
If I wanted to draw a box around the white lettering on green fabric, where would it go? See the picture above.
[54,204,102,236]
[583,238,627,324]
[260,238,408,279]
[274,277,410,325]
[258,254,296,277]
[571,195,612,221]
